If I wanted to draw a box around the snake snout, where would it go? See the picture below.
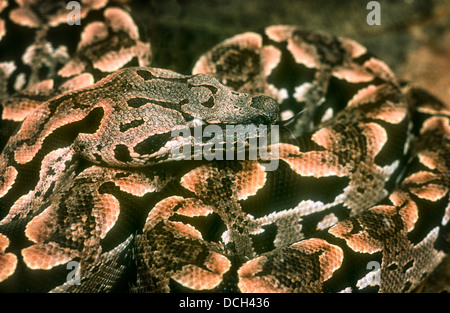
[250,95,279,125]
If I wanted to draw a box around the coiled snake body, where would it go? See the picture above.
[0,2,449,293]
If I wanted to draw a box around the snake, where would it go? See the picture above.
[0,1,449,293]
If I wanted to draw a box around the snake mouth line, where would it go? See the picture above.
[166,122,280,170]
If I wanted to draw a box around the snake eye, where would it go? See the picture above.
[251,115,270,124]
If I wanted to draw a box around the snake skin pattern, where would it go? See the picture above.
[0,1,449,293]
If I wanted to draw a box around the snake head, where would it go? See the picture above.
[180,73,279,126]
[71,67,279,167]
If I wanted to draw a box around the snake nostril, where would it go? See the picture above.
[250,96,278,124]
[250,95,268,110]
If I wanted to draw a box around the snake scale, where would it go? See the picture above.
[0,1,449,293]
